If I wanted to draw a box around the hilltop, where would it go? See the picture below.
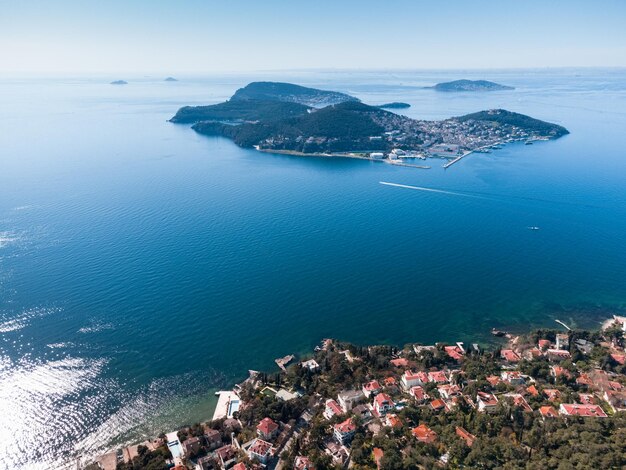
[432,80,514,92]
[230,81,359,107]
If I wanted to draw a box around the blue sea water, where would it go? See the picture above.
[1,69,626,468]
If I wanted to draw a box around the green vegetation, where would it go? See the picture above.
[457,109,570,137]
[230,81,359,106]
[377,102,411,109]
[169,99,310,124]
[433,80,514,91]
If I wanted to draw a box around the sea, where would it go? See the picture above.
[1,68,626,468]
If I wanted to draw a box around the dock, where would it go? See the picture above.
[275,354,294,371]
[388,161,431,169]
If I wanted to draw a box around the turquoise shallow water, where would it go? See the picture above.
[1,69,626,468]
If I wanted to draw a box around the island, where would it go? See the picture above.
[164,77,178,82]
[91,315,626,470]
[171,82,567,166]
[377,102,411,109]
[431,79,514,92]
[110,80,128,85]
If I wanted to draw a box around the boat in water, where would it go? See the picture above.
[527,226,540,230]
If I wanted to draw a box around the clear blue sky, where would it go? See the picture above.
[1,0,625,74]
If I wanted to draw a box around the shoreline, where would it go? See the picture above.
[91,314,626,469]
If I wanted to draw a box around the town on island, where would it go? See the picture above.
[90,315,626,470]
[169,81,568,170]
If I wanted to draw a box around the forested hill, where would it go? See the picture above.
[169,99,311,124]
[433,80,514,91]
[230,81,359,107]
[192,101,396,152]
[456,109,569,137]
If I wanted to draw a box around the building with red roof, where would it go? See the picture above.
[256,417,279,441]
[248,439,273,464]
[428,370,448,384]
[333,418,357,444]
[323,399,343,420]
[401,370,427,389]
[559,403,607,418]
[500,349,521,362]
[539,406,559,419]
[390,358,409,368]
[409,385,428,403]
[412,424,437,443]
[444,344,465,361]
[455,426,476,446]
[477,392,499,413]
[362,380,382,398]
[430,398,447,412]
[543,389,561,401]
[294,456,314,470]
[505,393,533,412]
[373,393,394,416]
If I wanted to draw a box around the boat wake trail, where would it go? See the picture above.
[379,181,487,200]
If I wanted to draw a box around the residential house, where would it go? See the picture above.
[337,390,364,412]
[455,426,476,446]
[438,384,461,399]
[604,390,626,413]
[578,393,596,405]
[294,456,314,470]
[555,333,569,350]
[559,403,607,418]
[257,417,279,441]
[373,393,394,416]
[401,370,427,390]
[323,399,343,420]
[543,389,562,401]
[301,359,320,372]
[215,445,237,468]
[546,349,571,362]
[505,393,533,412]
[248,439,273,464]
[352,404,372,421]
[444,343,465,361]
[428,370,448,384]
[409,385,428,403]
[539,406,559,419]
[384,413,402,428]
[500,349,521,363]
[501,371,525,385]
[390,358,409,368]
[181,436,201,457]
[362,380,382,398]
[411,424,437,443]
[204,429,223,450]
[333,418,356,444]
[477,392,499,413]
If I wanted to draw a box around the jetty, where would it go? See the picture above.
[275,354,295,371]
[555,319,572,331]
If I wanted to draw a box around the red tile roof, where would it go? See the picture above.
[543,389,561,401]
[249,439,273,456]
[501,349,521,362]
[412,424,437,443]
[428,370,448,383]
[455,426,476,446]
[390,358,409,367]
[526,385,539,397]
[374,393,393,408]
[334,417,356,434]
[257,417,278,436]
[410,386,427,401]
[363,380,382,392]
[560,404,607,418]
[539,406,559,418]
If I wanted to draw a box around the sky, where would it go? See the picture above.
[1,0,626,75]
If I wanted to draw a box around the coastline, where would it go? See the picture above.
[92,314,626,470]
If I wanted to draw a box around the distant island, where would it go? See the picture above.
[110,80,128,85]
[164,77,178,82]
[377,102,411,109]
[431,80,514,92]
[171,82,567,164]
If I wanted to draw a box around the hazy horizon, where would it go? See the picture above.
[2,0,626,75]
